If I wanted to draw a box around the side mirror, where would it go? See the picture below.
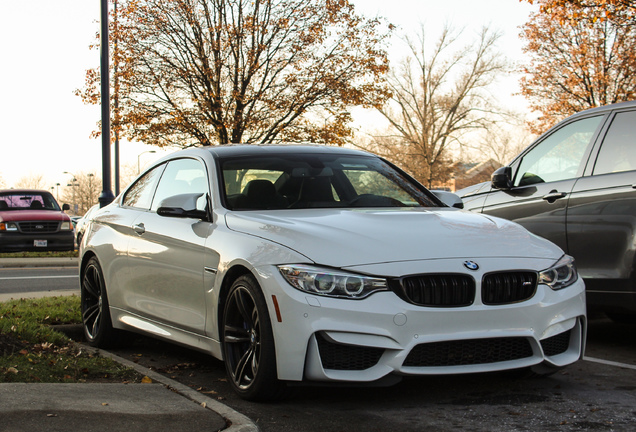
[62,203,70,211]
[157,206,207,220]
[491,166,513,190]
[156,193,207,220]
[431,190,464,209]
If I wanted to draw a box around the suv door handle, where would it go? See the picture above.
[133,223,146,235]
[542,190,567,203]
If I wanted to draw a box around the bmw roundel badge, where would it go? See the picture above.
[463,261,479,271]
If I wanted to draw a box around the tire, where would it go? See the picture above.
[81,257,119,348]
[221,274,287,401]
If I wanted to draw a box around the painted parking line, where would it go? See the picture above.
[584,356,636,371]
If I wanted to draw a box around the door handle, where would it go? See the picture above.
[542,190,567,203]
[133,223,146,235]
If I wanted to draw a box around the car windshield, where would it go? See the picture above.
[0,192,61,211]
[220,153,438,210]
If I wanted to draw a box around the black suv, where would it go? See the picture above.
[458,100,636,322]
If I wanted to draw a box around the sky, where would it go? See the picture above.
[0,0,536,191]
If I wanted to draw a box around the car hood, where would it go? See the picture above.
[456,181,491,198]
[224,208,562,267]
[0,210,70,222]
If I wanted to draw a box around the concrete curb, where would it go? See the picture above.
[0,290,80,303]
[81,344,259,432]
[2,257,258,431]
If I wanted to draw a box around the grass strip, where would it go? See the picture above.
[0,296,141,383]
[0,251,78,258]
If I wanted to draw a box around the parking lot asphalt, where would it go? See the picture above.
[0,257,258,432]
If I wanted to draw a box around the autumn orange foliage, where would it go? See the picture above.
[76,0,393,148]
[522,0,635,22]
[519,0,636,133]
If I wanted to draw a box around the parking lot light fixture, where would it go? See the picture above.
[64,171,79,214]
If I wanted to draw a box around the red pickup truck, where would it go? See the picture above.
[0,189,75,252]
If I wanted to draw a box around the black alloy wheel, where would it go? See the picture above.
[81,257,117,347]
[222,275,286,401]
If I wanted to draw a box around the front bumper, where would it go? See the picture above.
[0,231,75,252]
[256,257,587,383]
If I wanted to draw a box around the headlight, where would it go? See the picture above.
[278,264,388,299]
[61,222,72,231]
[539,255,578,291]
[0,222,18,232]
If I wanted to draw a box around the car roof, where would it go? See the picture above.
[569,100,636,118]
[204,144,373,158]
[528,100,636,149]
[150,144,376,168]
[0,189,54,195]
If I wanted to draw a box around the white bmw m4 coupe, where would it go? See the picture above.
[80,144,586,400]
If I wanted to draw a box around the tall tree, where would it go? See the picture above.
[61,173,102,216]
[15,175,46,190]
[472,122,533,166]
[76,0,392,147]
[520,0,636,132]
[522,0,635,23]
[368,25,508,187]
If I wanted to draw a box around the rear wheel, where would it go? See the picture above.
[222,274,286,401]
[81,257,119,347]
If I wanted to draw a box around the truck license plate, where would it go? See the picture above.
[34,240,47,247]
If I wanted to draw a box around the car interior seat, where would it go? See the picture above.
[242,179,288,209]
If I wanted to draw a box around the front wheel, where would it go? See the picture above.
[81,257,119,347]
[222,274,286,401]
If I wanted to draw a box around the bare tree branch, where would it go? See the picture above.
[367,24,508,187]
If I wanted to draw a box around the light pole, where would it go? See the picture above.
[87,173,95,208]
[137,150,156,174]
[99,0,115,208]
[322,111,335,144]
[63,171,79,214]
[113,0,120,196]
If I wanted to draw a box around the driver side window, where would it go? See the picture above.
[122,164,165,210]
[151,158,209,212]
[514,116,603,187]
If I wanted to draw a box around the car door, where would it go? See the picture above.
[100,163,166,304]
[481,115,606,252]
[125,157,212,334]
[567,109,636,283]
